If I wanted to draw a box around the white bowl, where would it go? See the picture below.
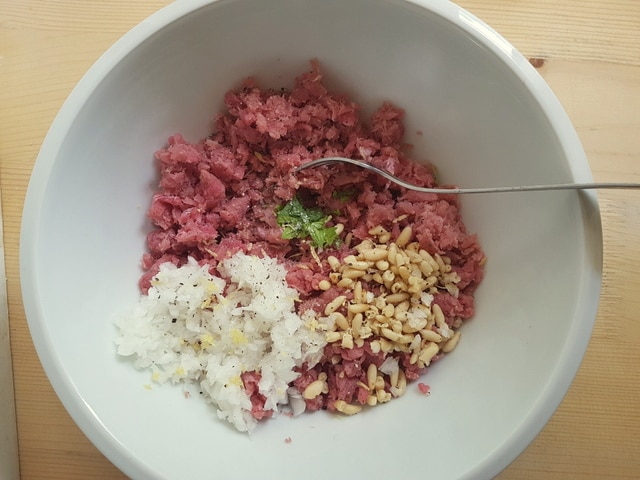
[20,0,602,478]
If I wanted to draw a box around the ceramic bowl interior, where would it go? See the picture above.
[21,0,602,479]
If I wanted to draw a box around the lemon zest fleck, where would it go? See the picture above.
[230,328,248,345]
[200,334,215,349]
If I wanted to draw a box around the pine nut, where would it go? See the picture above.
[376,389,392,403]
[360,325,373,339]
[390,318,403,333]
[390,281,406,294]
[441,331,461,353]
[353,281,363,303]
[303,379,325,399]
[327,255,341,271]
[406,249,422,262]
[389,368,399,388]
[395,370,407,396]
[375,260,390,270]
[325,295,346,315]
[365,306,379,319]
[348,303,368,314]
[402,320,422,334]
[367,363,377,390]
[381,327,402,342]
[335,223,344,235]
[343,254,358,264]
[334,400,362,415]
[382,303,395,318]
[367,395,378,406]
[388,243,398,265]
[374,295,387,310]
[334,312,349,331]
[363,248,388,262]
[395,301,410,315]
[445,282,460,298]
[409,334,422,351]
[420,329,443,343]
[337,277,354,288]
[344,232,353,248]
[342,268,366,279]
[397,265,411,280]
[398,333,415,344]
[425,275,438,287]
[382,269,395,283]
[355,239,375,253]
[425,317,435,330]
[418,260,433,276]
[318,279,331,291]
[352,313,363,337]
[368,225,387,236]
[407,242,420,252]
[424,254,439,272]
[325,331,342,343]
[342,332,354,349]
[395,226,412,247]
[385,293,410,304]
[379,338,393,353]
[356,381,370,391]
[419,342,440,366]
[346,260,370,270]
[374,314,387,324]
[370,340,381,354]
[432,303,445,328]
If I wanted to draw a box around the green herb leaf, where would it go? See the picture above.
[332,188,357,203]
[276,197,339,248]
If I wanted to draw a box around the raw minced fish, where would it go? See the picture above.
[115,253,327,432]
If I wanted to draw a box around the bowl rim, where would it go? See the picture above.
[19,1,602,479]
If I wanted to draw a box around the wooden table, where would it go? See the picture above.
[2,1,639,478]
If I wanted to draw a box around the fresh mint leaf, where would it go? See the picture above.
[276,197,339,248]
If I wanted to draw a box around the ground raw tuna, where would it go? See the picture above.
[133,60,485,425]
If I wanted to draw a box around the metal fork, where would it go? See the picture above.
[295,157,640,194]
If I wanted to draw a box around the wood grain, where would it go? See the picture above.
[0,185,19,480]
[1,1,639,478]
